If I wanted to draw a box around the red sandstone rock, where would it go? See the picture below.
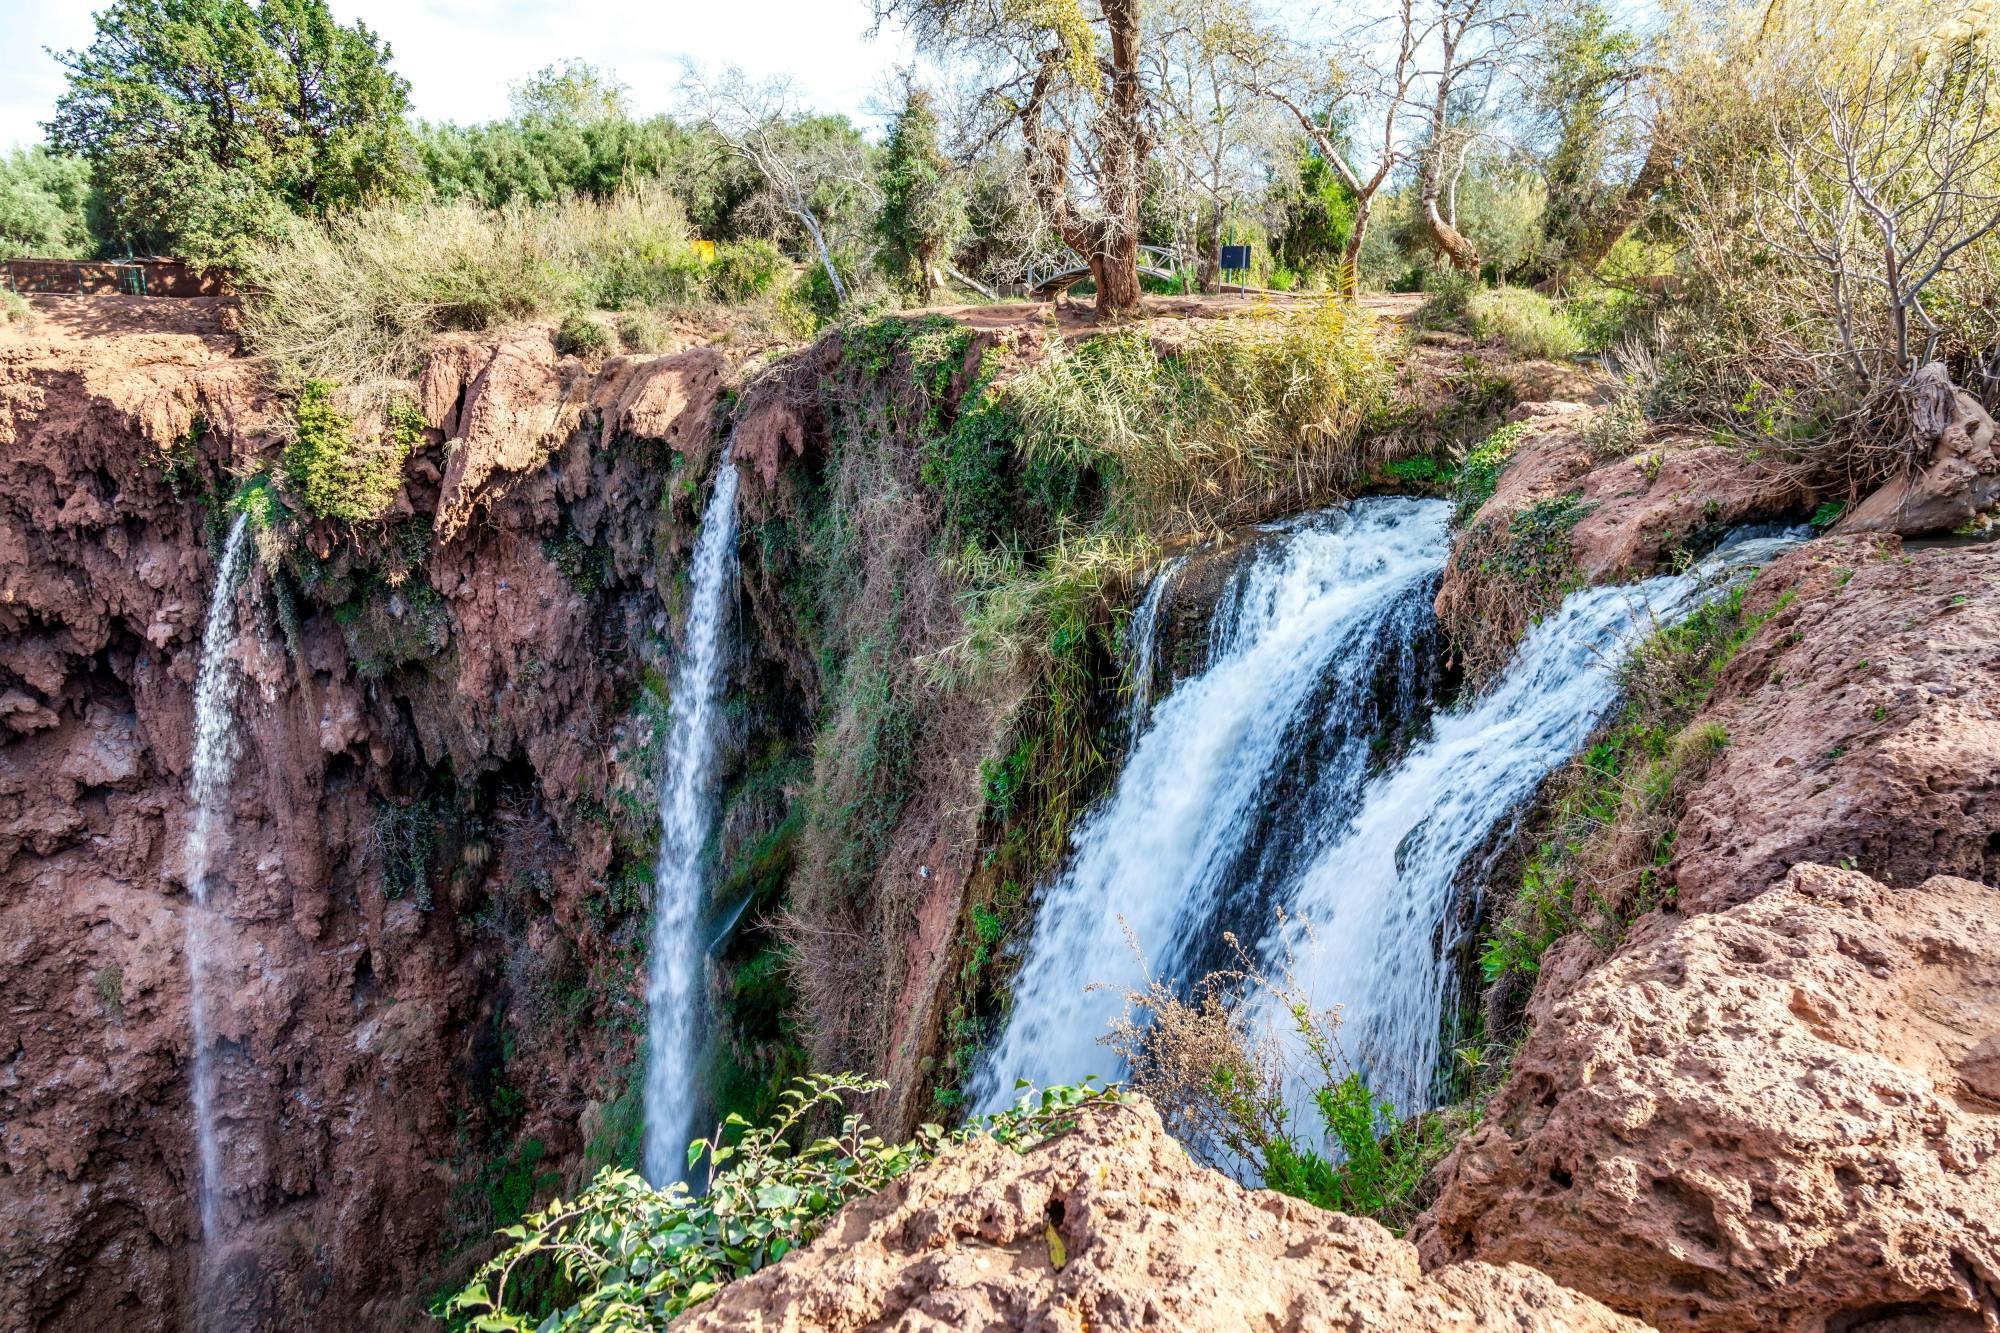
[1419,863,2000,1333]
[0,300,724,1330]
[1667,535,2000,914]
[684,1098,1652,1333]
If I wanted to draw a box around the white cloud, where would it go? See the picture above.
[0,0,914,151]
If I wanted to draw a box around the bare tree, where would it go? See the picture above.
[878,0,1154,320]
[679,65,877,304]
[1229,0,1524,289]
[1759,43,2000,384]
[1146,0,1288,289]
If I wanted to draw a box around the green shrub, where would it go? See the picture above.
[1105,938,1467,1236]
[283,380,418,523]
[1562,285,1642,352]
[615,309,675,353]
[1010,296,1387,534]
[709,238,785,303]
[1452,420,1528,523]
[1415,268,1479,329]
[1466,286,1585,360]
[2,290,29,324]
[556,313,614,359]
[1480,584,1798,983]
[445,1075,1124,1329]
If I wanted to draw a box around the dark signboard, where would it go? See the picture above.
[1220,244,1252,271]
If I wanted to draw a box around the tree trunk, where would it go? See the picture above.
[1338,197,1373,298]
[795,206,846,304]
[1422,186,1480,273]
[1091,228,1144,320]
[1542,135,1672,293]
[1198,205,1224,292]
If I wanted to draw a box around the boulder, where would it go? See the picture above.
[683,1098,1651,1332]
[1418,863,2000,1333]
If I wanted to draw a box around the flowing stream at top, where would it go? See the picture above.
[182,512,253,1295]
[643,448,741,1185]
[975,498,1801,1115]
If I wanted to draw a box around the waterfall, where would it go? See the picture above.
[642,448,741,1185]
[1120,554,1184,748]
[975,498,1801,1115]
[1254,525,1805,1113]
[972,499,1452,1108]
[182,512,252,1286]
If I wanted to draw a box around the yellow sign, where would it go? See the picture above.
[692,239,717,263]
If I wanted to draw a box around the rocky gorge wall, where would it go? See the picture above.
[0,298,731,1329]
[4,288,1996,1333]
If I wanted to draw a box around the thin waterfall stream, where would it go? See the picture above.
[976,499,1802,1118]
[642,447,741,1185]
[182,511,253,1302]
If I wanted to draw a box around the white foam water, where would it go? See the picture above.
[182,512,253,1300]
[975,498,1801,1118]
[972,499,1452,1107]
[642,448,742,1185]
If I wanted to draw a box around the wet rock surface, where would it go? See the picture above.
[683,1098,1651,1333]
[0,299,718,1329]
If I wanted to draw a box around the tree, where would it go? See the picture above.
[1523,0,1656,287]
[46,0,414,267]
[681,66,876,306]
[510,59,630,125]
[1148,0,1288,289]
[0,147,98,258]
[877,88,968,303]
[879,0,1154,320]
[1274,144,1358,281]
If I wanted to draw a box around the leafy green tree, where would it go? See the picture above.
[876,89,966,304]
[509,59,630,125]
[1275,146,1357,282]
[46,0,415,267]
[1529,0,1645,280]
[0,147,98,258]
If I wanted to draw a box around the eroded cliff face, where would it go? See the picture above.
[0,299,727,1329]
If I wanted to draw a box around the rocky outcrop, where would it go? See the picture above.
[1419,863,2000,1333]
[1435,401,1805,674]
[684,1098,1652,1332]
[1666,535,2000,913]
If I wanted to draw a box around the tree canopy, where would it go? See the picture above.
[46,0,414,266]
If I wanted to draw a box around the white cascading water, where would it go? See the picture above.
[642,448,742,1185]
[182,512,253,1285]
[976,495,1800,1116]
[972,498,1452,1107]
[1255,525,1804,1114]
[1120,553,1185,748]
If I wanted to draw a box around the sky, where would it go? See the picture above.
[0,0,916,151]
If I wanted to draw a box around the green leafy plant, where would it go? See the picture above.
[1465,286,1586,360]
[445,1075,1124,1330]
[1105,932,1466,1235]
[283,380,419,523]
[556,313,614,359]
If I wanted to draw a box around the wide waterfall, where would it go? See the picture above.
[182,512,253,1289]
[976,499,1801,1115]
[1253,525,1805,1113]
[972,498,1452,1108]
[642,448,742,1185]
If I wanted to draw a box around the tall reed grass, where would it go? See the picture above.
[240,188,721,395]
